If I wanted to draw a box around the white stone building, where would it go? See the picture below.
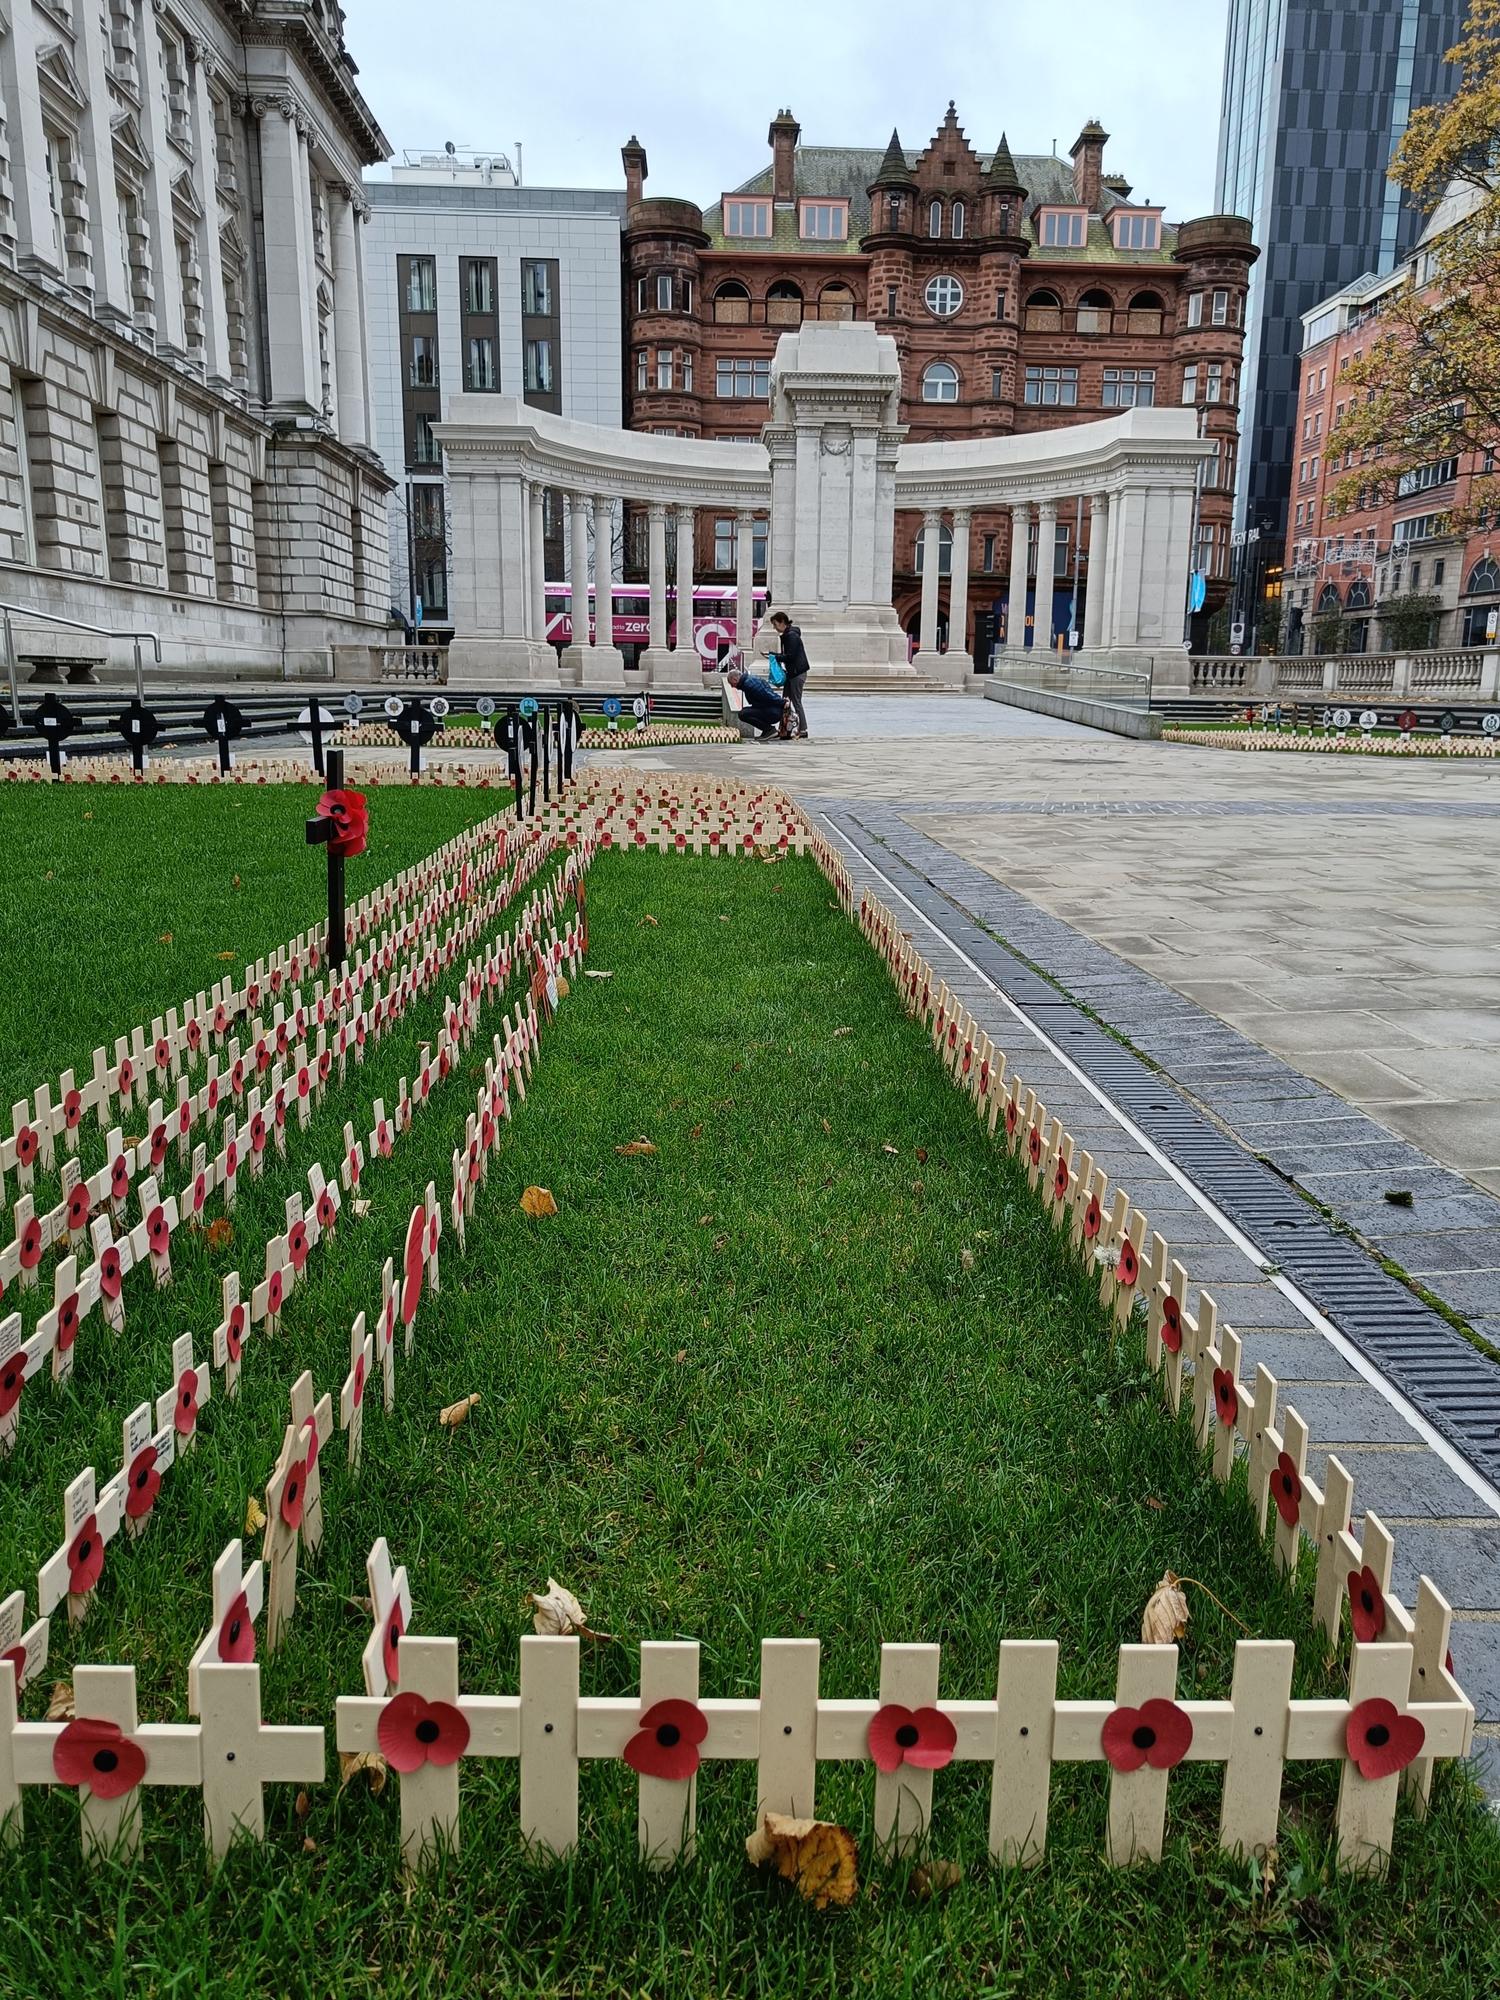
[361,151,624,638]
[0,0,391,679]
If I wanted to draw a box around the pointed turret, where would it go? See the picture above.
[871,129,915,189]
[984,132,1025,196]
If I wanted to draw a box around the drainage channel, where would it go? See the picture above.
[822,809,1500,1511]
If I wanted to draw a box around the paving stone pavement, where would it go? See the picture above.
[813,802,1500,1788]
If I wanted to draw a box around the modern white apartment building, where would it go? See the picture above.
[363,148,623,633]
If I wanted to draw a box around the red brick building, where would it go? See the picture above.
[621,106,1255,657]
[1288,191,1500,656]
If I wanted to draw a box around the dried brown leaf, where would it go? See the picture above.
[295,1789,313,1823]
[217,951,237,962]
[302,1836,318,1854]
[615,1138,657,1156]
[439,1392,481,1429]
[338,1749,388,1797]
[46,1681,75,1721]
[911,1858,963,1900]
[960,1248,975,1272]
[205,1216,234,1252]
[158,932,174,945]
[245,1493,267,1535]
[832,1026,853,1039]
[821,1118,831,1135]
[745,1812,858,1909]
[689,1124,703,1140]
[638,914,660,928]
[882,1144,899,1157]
[697,1213,715,1227]
[674,1349,687,1364]
[1143,1496,1166,1513]
[527,1577,616,1642]
[1142,1570,1191,1646]
[583,969,613,980]
[555,974,570,1000]
[520,1185,558,1218]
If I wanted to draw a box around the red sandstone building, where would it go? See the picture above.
[1288,191,1500,657]
[621,107,1255,659]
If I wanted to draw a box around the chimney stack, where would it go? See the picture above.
[622,135,648,208]
[1069,120,1108,210]
[768,108,800,204]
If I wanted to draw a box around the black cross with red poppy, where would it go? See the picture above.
[306,749,358,971]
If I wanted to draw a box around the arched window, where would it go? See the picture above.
[712,280,750,325]
[767,279,803,325]
[1024,288,1062,332]
[951,199,965,239]
[928,198,943,238]
[820,281,855,322]
[914,522,954,574]
[1465,555,1500,595]
[921,360,960,403]
[1077,287,1113,335]
[1127,289,1165,334]
[1346,577,1371,609]
[1317,583,1344,611]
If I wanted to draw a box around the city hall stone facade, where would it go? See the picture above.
[0,0,390,678]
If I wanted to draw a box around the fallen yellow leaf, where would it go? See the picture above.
[615,1138,657,1156]
[439,1392,481,1428]
[1142,1571,1190,1646]
[217,951,237,962]
[745,1812,858,1909]
[555,973,570,1000]
[338,1749,388,1797]
[520,1185,558,1217]
[638,914,660,928]
[245,1493,267,1535]
[527,1577,615,1642]
[46,1681,75,1721]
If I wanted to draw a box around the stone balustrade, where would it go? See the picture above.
[1182,650,1500,702]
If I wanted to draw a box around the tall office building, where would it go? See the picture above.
[1216,0,1463,548]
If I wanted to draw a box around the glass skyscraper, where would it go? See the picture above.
[1216,0,1463,545]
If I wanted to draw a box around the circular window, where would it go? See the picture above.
[924,274,963,318]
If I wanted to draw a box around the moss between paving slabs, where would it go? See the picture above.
[0,832,1497,1998]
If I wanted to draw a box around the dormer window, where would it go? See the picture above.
[799,199,848,240]
[1110,208,1162,251]
[1037,207,1087,248]
[723,199,772,238]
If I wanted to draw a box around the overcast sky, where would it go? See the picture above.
[353,0,1231,222]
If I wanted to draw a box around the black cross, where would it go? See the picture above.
[306,747,349,969]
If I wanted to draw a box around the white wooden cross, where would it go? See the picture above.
[214,1116,241,1211]
[309,1162,341,1245]
[159,1329,211,1455]
[188,1539,265,1712]
[288,1370,333,1557]
[9,1191,47,1293]
[262,1425,305,1654]
[376,1255,397,1413]
[0,1587,48,1694]
[291,1045,313,1131]
[59,1157,91,1248]
[212,1272,246,1399]
[341,1121,365,1203]
[88,1208,134,1336]
[118,1395,175,1540]
[361,1537,412,1696]
[250,1233,293,1337]
[340,1312,373,1471]
[450,1143,468,1253]
[336,1636,515,1870]
[1,1310,49,1455]
[423,1180,442,1296]
[3,1663,202,1860]
[184,1142,214,1228]
[131,1175,179,1288]
[39,1466,125,1623]
[196,1663,324,1858]
[4,1101,40,1193]
[369,1096,394,1162]
[400,1204,426,1355]
[283,1190,320,1282]
[101,1125,132,1220]
[41,1253,96,1388]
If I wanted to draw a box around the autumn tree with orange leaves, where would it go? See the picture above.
[1330,0,1500,526]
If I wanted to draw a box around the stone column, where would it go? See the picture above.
[561,492,592,677]
[139,15,187,356]
[0,0,63,278]
[1006,502,1030,651]
[254,100,318,411]
[188,42,230,384]
[918,510,942,655]
[1083,493,1110,652]
[528,483,547,641]
[330,187,368,447]
[76,0,131,324]
[735,509,756,652]
[446,466,543,680]
[653,501,703,687]
[640,500,673,680]
[583,493,627,688]
[944,507,973,676]
[1033,501,1059,657]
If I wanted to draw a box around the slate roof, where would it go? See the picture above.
[700,145,1178,261]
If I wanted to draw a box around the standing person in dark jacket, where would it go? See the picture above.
[769,612,811,741]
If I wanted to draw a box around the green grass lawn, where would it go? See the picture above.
[0,783,497,1100]
[0,827,1497,1997]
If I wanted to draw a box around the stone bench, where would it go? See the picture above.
[8,628,109,685]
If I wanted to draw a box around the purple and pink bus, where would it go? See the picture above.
[544,583,766,666]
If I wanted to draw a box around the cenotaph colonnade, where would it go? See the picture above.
[434,323,1211,689]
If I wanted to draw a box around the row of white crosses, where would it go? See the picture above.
[7,846,589,1676]
[331,1627,1472,1881]
[12,752,514,788]
[0,801,526,1214]
[836,853,1477,1806]
[0,824,562,1450]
